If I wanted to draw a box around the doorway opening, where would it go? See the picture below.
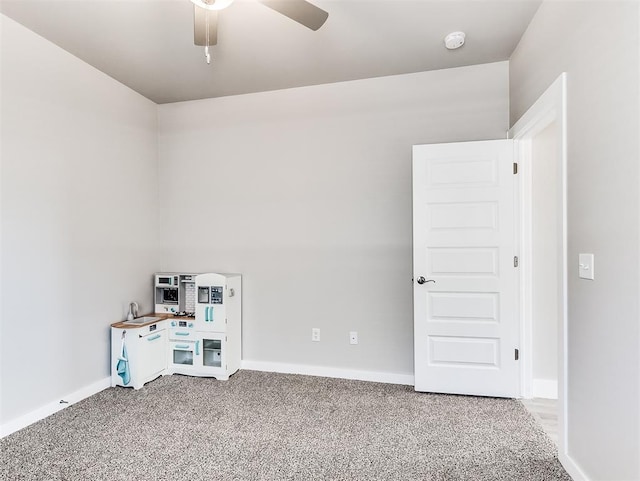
[520,121,560,444]
[530,120,560,402]
[509,74,567,457]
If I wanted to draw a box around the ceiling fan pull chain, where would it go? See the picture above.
[205,10,211,65]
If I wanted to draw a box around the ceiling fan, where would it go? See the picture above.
[190,0,329,63]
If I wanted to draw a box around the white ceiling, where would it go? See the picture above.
[0,0,542,104]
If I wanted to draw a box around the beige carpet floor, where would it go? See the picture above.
[0,370,571,480]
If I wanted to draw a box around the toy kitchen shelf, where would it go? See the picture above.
[111,273,242,390]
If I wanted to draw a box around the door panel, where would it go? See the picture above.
[429,292,499,321]
[413,140,519,397]
[428,247,499,276]
[429,336,499,366]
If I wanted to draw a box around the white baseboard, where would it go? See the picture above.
[532,378,558,399]
[559,450,590,481]
[0,376,111,439]
[241,360,414,386]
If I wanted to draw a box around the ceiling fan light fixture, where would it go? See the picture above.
[190,0,235,11]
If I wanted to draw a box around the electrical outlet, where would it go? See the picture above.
[349,331,358,345]
[312,328,320,342]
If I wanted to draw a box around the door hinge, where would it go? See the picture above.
[513,162,518,174]
[515,349,520,361]
[514,256,519,267]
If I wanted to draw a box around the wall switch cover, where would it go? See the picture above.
[579,253,595,280]
[312,328,320,342]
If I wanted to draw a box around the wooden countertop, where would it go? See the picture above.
[111,313,195,329]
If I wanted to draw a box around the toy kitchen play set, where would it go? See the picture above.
[110,272,241,390]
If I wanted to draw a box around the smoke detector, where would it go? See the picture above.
[444,31,466,50]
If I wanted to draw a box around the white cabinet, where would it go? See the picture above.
[111,320,167,390]
[196,273,241,380]
[138,329,167,383]
[167,273,242,381]
[167,332,228,379]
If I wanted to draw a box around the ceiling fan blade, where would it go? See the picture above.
[194,5,218,46]
[259,0,328,31]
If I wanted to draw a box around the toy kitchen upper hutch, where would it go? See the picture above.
[111,272,241,389]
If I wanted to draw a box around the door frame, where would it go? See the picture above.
[508,74,568,454]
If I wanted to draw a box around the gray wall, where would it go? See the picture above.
[158,62,509,378]
[510,1,640,479]
[0,15,160,424]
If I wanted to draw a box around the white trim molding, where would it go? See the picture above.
[0,377,111,439]
[532,379,558,399]
[559,452,590,481]
[241,360,415,386]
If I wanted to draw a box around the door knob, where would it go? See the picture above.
[416,277,435,285]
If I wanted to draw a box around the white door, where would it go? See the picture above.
[413,139,519,398]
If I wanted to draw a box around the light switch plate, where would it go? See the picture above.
[579,253,595,280]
